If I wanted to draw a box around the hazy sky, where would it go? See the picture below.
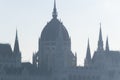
[0,0,120,65]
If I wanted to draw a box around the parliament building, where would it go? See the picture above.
[0,0,120,80]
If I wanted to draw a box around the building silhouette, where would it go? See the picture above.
[33,0,76,73]
[0,0,120,80]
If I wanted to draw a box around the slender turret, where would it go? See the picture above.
[97,23,104,51]
[85,39,91,67]
[14,29,20,53]
[14,29,21,67]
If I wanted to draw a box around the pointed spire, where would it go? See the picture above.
[106,36,109,52]
[87,39,90,51]
[97,23,104,51]
[16,29,18,40]
[52,0,58,18]
[85,39,91,66]
[99,23,103,41]
[14,29,20,53]
[86,39,91,60]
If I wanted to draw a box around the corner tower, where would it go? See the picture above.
[34,0,76,73]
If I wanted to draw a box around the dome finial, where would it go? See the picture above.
[52,0,58,18]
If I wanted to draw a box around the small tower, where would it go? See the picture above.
[52,0,58,18]
[14,29,21,67]
[97,23,104,52]
[84,39,91,67]
[105,36,109,52]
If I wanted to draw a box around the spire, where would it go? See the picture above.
[85,39,91,67]
[106,36,109,52]
[86,39,91,60]
[52,0,58,18]
[99,23,103,42]
[14,29,20,53]
[16,29,18,40]
[97,23,104,51]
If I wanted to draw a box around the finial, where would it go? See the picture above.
[52,0,58,18]
[54,0,56,9]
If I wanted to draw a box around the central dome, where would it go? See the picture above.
[40,0,70,41]
[41,18,70,41]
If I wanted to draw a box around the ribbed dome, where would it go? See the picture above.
[41,18,70,41]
